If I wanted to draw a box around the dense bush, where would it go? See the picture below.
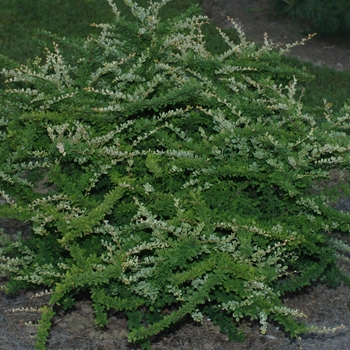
[270,0,350,37]
[1,0,350,348]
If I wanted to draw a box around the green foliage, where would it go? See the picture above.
[0,0,233,64]
[281,56,350,115]
[0,0,115,63]
[1,0,350,348]
[270,0,350,37]
[35,306,56,350]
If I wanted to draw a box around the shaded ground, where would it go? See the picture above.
[1,278,350,350]
[2,1,350,349]
[202,0,350,71]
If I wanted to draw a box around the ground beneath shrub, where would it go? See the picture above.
[1,1,350,349]
[1,277,350,350]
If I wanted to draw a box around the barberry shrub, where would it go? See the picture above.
[1,0,350,348]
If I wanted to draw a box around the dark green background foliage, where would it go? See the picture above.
[1,1,350,349]
[0,0,226,63]
[270,0,350,37]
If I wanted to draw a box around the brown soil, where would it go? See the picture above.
[2,1,350,349]
[1,279,350,350]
